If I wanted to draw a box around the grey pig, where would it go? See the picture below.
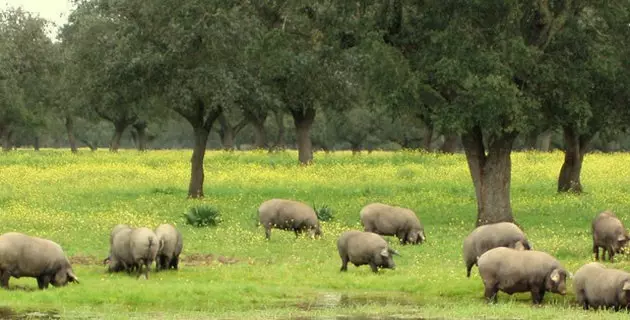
[337,230,400,273]
[155,223,183,271]
[477,247,568,305]
[592,210,629,262]
[360,202,425,245]
[258,198,322,240]
[574,262,630,310]
[103,224,132,271]
[108,226,135,273]
[130,227,162,279]
[0,232,79,289]
[463,222,531,277]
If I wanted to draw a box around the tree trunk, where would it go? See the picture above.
[33,136,40,151]
[461,126,517,226]
[217,114,235,151]
[351,144,361,155]
[252,122,267,149]
[272,111,285,151]
[110,123,127,152]
[132,121,148,151]
[1,127,12,152]
[189,127,210,198]
[538,130,552,152]
[65,116,78,153]
[422,124,433,151]
[558,126,592,193]
[440,134,459,153]
[525,131,539,150]
[291,108,316,165]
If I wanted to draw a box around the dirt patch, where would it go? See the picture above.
[69,255,103,265]
[181,254,239,266]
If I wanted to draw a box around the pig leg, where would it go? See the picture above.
[483,282,499,303]
[593,244,599,260]
[607,245,615,262]
[466,262,474,278]
[397,231,407,245]
[170,256,179,270]
[36,275,50,290]
[530,286,545,304]
[369,262,379,273]
[576,290,588,310]
[340,255,349,272]
[0,271,10,289]
[264,226,271,240]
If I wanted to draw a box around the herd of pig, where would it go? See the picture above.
[0,198,629,311]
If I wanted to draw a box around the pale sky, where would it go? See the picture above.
[3,0,75,39]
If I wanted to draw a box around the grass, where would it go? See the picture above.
[0,148,630,319]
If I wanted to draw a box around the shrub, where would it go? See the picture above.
[314,204,334,222]
[184,205,222,227]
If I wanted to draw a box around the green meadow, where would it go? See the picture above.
[1,149,630,319]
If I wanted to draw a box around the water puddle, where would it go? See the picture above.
[296,292,419,311]
[290,316,426,320]
[0,307,61,319]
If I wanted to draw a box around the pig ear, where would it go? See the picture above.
[550,269,560,283]
[623,281,630,291]
[388,248,401,256]
[380,248,389,257]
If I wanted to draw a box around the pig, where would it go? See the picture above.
[462,222,531,277]
[0,232,79,289]
[477,247,569,304]
[129,227,161,279]
[155,224,183,271]
[359,202,426,245]
[258,198,322,240]
[592,210,629,262]
[574,262,630,311]
[337,230,400,273]
[107,227,135,273]
[103,224,132,270]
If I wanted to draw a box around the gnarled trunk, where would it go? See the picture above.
[1,126,12,152]
[132,121,148,151]
[110,122,128,152]
[422,124,433,151]
[273,110,285,150]
[538,130,552,152]
[65,116,78,153]
[252,122,267,149]
[189,127,209,198]
[440,134,459,153]
[461,126,517,226]
[176,101,222,199]
[291,108,316,165]
[217,114,235,151]
[558,126,592,193]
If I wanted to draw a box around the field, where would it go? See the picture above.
[1,149,630,319]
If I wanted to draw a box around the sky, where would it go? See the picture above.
[3,0,75,39]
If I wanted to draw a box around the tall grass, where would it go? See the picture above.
[0,149,629,319]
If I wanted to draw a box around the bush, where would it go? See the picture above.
[313,204,334,222]
[184,205,222,227]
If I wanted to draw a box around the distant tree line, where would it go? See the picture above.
[1,1,628,225]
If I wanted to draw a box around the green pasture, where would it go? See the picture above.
[0,149,629,319]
